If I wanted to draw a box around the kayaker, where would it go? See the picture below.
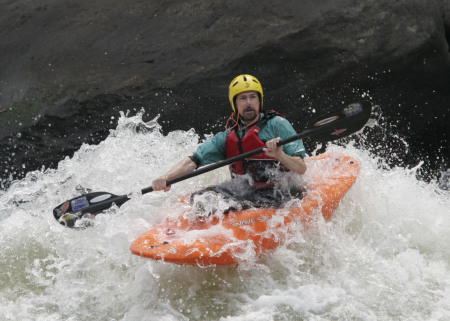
[152,74,307,214]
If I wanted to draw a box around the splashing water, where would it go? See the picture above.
[0,110,449,321]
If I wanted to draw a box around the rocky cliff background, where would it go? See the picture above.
[1,0,449,188]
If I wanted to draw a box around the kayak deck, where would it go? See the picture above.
[130,153,360,265]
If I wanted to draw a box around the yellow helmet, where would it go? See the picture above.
[228,74,264,113]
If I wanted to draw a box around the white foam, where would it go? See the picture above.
[1,111,449,320]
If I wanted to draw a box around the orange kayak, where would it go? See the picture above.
[130,152,360,265]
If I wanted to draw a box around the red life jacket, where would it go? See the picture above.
[225,111,288,187]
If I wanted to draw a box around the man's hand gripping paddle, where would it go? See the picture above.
[53,101,372,228]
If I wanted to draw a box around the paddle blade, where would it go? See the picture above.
[308,101,372,142]
[52,100,372,229]
[53,192,128,228]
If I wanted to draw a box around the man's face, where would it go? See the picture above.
[236,91,260,124]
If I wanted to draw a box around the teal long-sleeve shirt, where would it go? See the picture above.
[193,113,306,166]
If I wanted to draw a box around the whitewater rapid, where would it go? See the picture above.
[1,110,449,321]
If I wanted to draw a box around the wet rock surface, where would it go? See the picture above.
[1,0,449,187]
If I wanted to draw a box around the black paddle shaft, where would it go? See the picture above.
[143,101,371,193]
[53,101,372,227]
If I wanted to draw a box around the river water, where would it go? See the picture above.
[1,110,449,321]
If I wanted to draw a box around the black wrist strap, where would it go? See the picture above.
[189,155,202,168]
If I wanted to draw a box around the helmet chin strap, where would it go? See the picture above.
[225,110,260,130]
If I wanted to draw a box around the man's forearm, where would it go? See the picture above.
[152,157,198,191]
[278,153,307,175]
[163,157,198,181]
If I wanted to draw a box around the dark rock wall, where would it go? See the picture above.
[1,0,449,186]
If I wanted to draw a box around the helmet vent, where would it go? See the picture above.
[232,81,238,87]
[243,76,247,81]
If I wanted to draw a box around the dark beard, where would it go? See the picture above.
[239,107,258,124]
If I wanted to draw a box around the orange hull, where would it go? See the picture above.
[130,153,360,265]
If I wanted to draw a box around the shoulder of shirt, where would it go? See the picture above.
[265,114,291,125]
[261,111,288,119]
[210,129,231,141]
